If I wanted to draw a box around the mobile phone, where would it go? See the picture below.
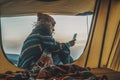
[73,33,77,40]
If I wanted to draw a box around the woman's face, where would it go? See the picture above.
[49,19,56,35]
[50,25,55,35]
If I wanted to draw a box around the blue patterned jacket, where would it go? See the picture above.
[18,33,73,70]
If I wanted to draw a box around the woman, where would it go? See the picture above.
[17,13,76,70]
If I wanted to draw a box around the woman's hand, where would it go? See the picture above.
[69,39,76,47]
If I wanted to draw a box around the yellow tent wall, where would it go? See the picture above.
[74,0,120,72]
[0,0,95,16]
[0,49,23,73]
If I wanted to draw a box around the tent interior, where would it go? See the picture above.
[0,0,120,80]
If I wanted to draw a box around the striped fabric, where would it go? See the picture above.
[18,33,73,70]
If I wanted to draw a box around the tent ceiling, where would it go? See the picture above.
[0,0,95,17]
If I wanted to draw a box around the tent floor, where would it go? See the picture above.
[91,68,120,80]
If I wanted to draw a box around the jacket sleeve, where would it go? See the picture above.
[40,35,70,52]
[40,35,73,64]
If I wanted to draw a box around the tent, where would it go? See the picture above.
[0,0,120,79]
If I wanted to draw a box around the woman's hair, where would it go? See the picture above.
[32,13,56,36]
[36,13,56,27]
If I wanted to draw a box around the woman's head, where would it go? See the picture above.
[37,13,56,26]
[33,13,56,35]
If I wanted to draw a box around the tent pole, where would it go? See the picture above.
[84,0,101,67]
[98,0,112,68]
